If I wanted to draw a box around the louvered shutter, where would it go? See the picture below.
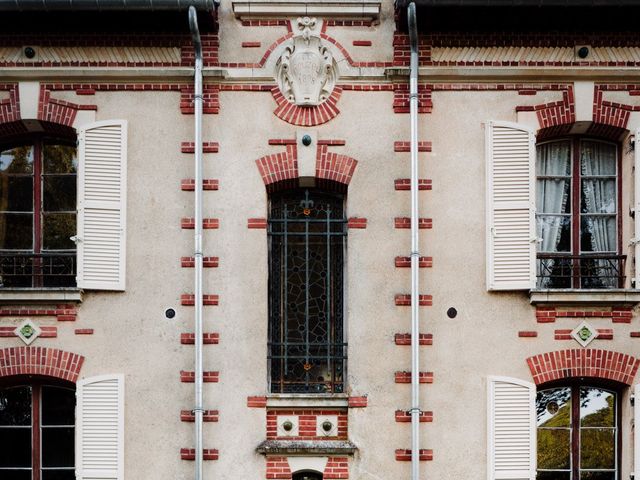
[77,120,127,290]
[487,376,536,480]
[76,374,125,480]
[486,121,536,290]
[634,129,640,287]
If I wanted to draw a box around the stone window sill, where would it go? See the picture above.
[0,288,82,304]
[266,394,349,408]
[256,439,357,455]
[529,289,640,306]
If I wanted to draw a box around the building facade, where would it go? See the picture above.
[1,1,640,479]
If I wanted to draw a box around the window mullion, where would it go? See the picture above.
[304,190,310,389]
[282,202,288,394]
[572,384,580,480]
[326,202,331,393]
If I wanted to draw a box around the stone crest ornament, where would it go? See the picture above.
[276,17,337,106]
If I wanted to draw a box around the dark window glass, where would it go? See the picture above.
[1,146,34,174]
[43,145,77,174]
[42,214,76,251]
[536,385,617,480]
[0,470,32,480]
[0,386,31,425]
[293,473,323,480]
[42,471,75,480]
[43,177,75,212]
[0,213,33,249]
[41,387,74,426]
[268,189,346,394]
[1,177,34,212]
[0,427,31,467]
[41,428,74,467]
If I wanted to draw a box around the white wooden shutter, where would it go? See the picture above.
[76,374,125,480]
[77,120,127,290]
[486,121,536,290]
[634,129,640,287]
[487,376,536,480]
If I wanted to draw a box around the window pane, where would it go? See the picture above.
[537,215,571,252]
[0,213,33,249]
[41,387,74,426]
[43,145,77,174]
[0,427,31,467]
[581,179,616,214]
[580,428,615,469]
[42,213,76,250]
[580,388,615,427]
[43,176,76,212]
[537,388,571,427]
[581,141,616,176]
[0,146,33,174]
[580,472,616,480]
[537,141,571,176]
[580,216,616,252]
[0,386,31,425]
[537,429,571,470]
[0,470,32,480]
[42,470,76,480]
[41,427,74,467]
[0,177,33,212]
[537,179,571,214]
[537,472,571,480]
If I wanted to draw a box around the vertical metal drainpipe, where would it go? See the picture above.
[188,6,204,480]
[407,3,420,480]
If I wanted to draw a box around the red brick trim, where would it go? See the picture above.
[242,42,262,48]
[180,256,219,268]
[0,306,77,322]
[0,347,84,382]
[180,294,219,306]
[352,40,372,47]
[394,217,432,229]
[247,395,267,408]
[0,326,57,338]
[527,349,640,385]
[395,294,432,306]
[631,332,640,338]
[394,141,432,152]
[180,85,219,114]
[38,89,99,126]
[394,371,433,383]
[554,329,613,341]
[394,333,433,345]
[180,333,219,345]
[180,371,219,383]
[74,329,93,335]
[181,179,219,191]
[272,86,342,126]
[347,217,367,229]
[241,19,289,27]
[180,448,219,460]
[181,141,219,153]
[395,410,433,422]
[266,456,292,480]
[181,218,219,229]
[393,83,432,114]
[256,144,298,187]
[0,84,20,123]
[348,396,368,407]
[266,410,348,440]
[394,256,432,268]
[248,218,268,229]
[324,457,349,479]
[518,331,538,338]
[395,449,433,461]
[394,179,432,191]
[316,144,358,185]
[180,409,219,422]
[535,306,633,324]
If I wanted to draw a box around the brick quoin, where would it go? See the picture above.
[527,349,640,385]
[348,396,367,407]
[266,456,292,480]
[180,409,219,422]
[347,217,367,229]
[0,305,77,322]
[394,217,432,229]
[181,141,219,153]
[324,457,349,479]
[395,410,433,422]
[394,141,432,152]
[181,179,219,191]
[180,370,219,383]
[394,333,433,345]
[247,396,267,408]
[395,449,433,461]
[180,448,218,460]
[180,256,219,268]
[180,333,219,344]
[394,371,433,383]
[181,218,219,229]
[0,347,84,382]
[248,218,268,229]
[393,83,432,113]
[395,294,433,306]
[180,85,219,114]
[180,294,219,306]
[394,179,432,191]
[395,256,433,268]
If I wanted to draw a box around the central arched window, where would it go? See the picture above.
[536,384,618,480]
[0,138,77,288]
[268,188,346,393]
[293,472,323,480]
[536,138,621,289]
[0,381,76,480]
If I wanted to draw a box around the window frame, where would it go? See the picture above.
[535,136,623,289]
[0,377,76,480]
[536,379,622,480]
[0,134,78,288]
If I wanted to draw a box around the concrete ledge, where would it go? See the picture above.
[0,289,82,303]
[266,394,349,408]
[529,289,640,305]
[256,440,357,455]
[232,1,381,19]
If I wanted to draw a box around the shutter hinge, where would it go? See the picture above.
[631,393,635,406]
[70,236,81,244]
[630,238,640,246]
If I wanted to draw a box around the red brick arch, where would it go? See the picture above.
[0,346,84,383]
[527,349,639,386]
